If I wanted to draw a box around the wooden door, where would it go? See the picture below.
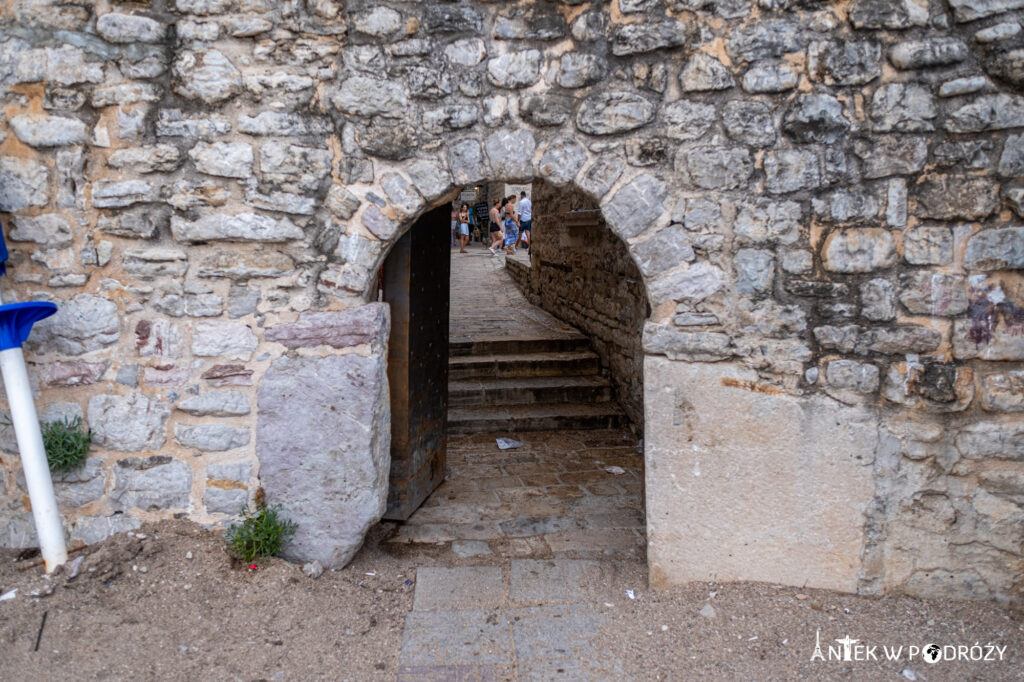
[381,204,450,520]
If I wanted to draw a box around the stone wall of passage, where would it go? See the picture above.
[514,180,648,429]
[0,0,1021,599]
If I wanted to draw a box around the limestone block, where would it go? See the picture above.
[722,101,776,147]
[734,248,774,295]
[188,141,253,178]
[192,321,258,359]
[360,205,398,241]
[171,213,303,243]
[444,38,487,66]
[576,91,656,135]
[10,114,86,147]
[662,101,716,141]
[734,199,800,245]
[96,13,166,43]
[998,134,1024,177]
[826,359,880,393]
[259,141,332,192]
[91,83,162,108]
[889,38,968,69]
[601,173,666,240]
[484,128,535,181]
[630,226,695,278]
[808,40,881,86]
[108,145,182,174]
[28,294,119,355]
[110,456,191,511]
[518,95,571,127]
[21,457,106,507]
[763,149,820,194]
[856,136,928,178]
[553,53,605,88]
[423,5,482,33]
[725,20,800,62]
[88,393,170,452]
[38,361,108,387]
[228,285,260,318]
[945,94,1024,132]
[257,351,390,568]
[742,61,798,93]
[172,50,242,104]
[486,50,542,89]
[135,319,184,358]
[70,514,141,545]
[870,83,937,132]
[676,146,752,190]
[123,247,189,279]
[156,109,232,138]
[10,214,72,248]
[379,172,424,221]
[850,0,929,29]
[981,371,1024,412]
[642,323,731,361]
[948,0,1024,22]
[196,250,295,279]
[822,229,897,273]
[178,391,251,417]
[175,424,250,451]
[954,422,1024,460]
[882,361,975,411]
[265,304,390,351]
[898,272,968,316]
[915,175,999,221]
[861,279,897,321]
[644,358,876,592]
[612,20,687,56]
[204,486,247,515]
[92,180,155,208]
[0,157,49,211]
[679,54,734,92]
[537,138,587,186]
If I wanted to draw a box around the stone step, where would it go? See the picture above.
[448,375,613,408]
[448,350,600,381]
[449,336,590,357]
[447,402,626,434]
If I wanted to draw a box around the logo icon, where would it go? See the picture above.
[923,644,941,664]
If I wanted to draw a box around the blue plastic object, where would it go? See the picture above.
[0,222,8,276]
[0,302,57,351]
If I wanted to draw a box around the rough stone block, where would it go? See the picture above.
[257,350,391,568]
[171,213,304,243]
[88,393,170,452]
[915,175,998,220]
[576,92,656,135]
[642,323,731,361]
[266,304,389,351]
[96,12,165,43]
[861,280,896,320]
[192,321,258,359]
[763,149,820,194]
[822,229,897,273]
[904,226,953,265]
[899,272,968,316]
[28,294,119,355]
[679,54,734,91]
[172,50,242,104]
[645,359,875,592]
[676,146,752,190]
[601,173,666,240]
[204,486,247,515]
[188,141,253,178]
[0,157,49,211]
[10,113,86,147]
[735,248,774,295]
[175,424,250,451]
[110,456,191,511]
[486,50,542,89]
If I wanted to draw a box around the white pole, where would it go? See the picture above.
[0,347,67,571]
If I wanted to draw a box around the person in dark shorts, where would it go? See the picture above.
[488,197,503,255]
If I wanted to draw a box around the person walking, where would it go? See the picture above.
[450,204,458,247]
[488,197,504,255]
[516,190,532,253]
[502,195,519,255]
[458,203,471,253]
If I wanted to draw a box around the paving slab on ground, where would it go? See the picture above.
[399,561,630,681]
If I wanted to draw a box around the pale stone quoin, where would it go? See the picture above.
[0,0,1021,604]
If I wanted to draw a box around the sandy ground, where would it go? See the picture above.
[0,520,1021,681]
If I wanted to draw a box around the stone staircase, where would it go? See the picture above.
[447,336,626,434]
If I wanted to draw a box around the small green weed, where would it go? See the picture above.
[42,417,91,474]
[225,505,297,563]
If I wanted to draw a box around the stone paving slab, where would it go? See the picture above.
[414,566,505,611]
[509,559,616,604]
[509,604,604,662]
[400,609,513,666]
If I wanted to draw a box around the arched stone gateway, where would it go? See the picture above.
[0,0,1021,603]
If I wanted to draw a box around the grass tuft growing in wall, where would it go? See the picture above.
[41,417,91,474]
[225,505,297,563]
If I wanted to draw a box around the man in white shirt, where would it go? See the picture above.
[517,191,532,251]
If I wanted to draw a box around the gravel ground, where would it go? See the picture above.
[0,520,1020,681]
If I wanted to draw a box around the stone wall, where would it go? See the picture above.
[0,0,1021,600]
[513,180,648,429]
